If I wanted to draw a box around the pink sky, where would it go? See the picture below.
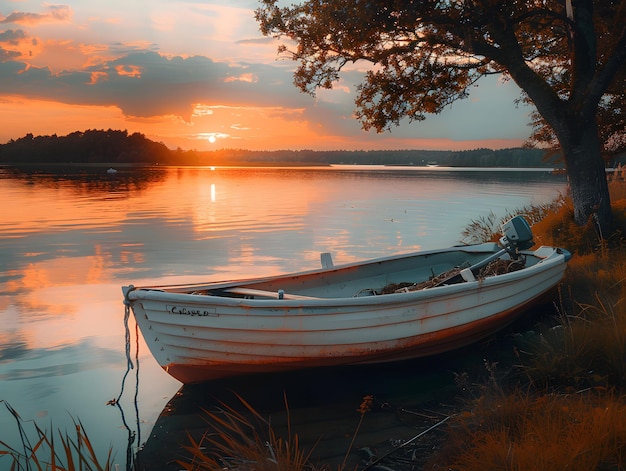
[0,1,534,151]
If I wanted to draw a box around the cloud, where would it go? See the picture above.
[0,48,19,60]
[0,50,312,120]
[0,5,73,25]
[0,29,24,61]
[224,72,257,83]
[0,0,538,151]
[0,28,35,62]
[0,28,27,43]
[236,36,275,46]
[107,41,160,56]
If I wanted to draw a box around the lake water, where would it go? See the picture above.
[0,165,567,469]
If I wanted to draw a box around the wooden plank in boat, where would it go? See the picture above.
[225,287,320,300]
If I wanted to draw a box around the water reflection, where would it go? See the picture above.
[1,165,166,192]
[1,166,568,283]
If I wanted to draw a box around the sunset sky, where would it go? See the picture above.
[0,0,536,151]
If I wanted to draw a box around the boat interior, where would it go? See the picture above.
[181,243,545,300]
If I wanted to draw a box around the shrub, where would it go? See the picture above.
[459,198,565,246]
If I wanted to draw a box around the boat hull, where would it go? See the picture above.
[123,244,570,384]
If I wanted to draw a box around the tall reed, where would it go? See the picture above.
[176,392,320,471]
[0,401,116,470]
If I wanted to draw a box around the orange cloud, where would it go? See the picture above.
[192,104,214,117]
[0,5,72,25]
[115,64,142,78]
[0,29,43,61]
[224,73,257,83]
[89,71,108,84]
[0,32,105,72]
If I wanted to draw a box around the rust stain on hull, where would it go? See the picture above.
[164,296,543,384]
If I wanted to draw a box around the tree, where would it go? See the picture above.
[526,2,626,161]
[256,0,626,236]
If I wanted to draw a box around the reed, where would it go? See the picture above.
[0,400,116,470]
[176,392,321,471]
[462,174,626,254]
[459,198,565,246]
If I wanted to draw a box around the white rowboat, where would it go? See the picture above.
[122,216,570,384]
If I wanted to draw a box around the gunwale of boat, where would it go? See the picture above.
[125,243,566,306]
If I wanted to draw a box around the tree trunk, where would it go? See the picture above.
[560,120,612,237]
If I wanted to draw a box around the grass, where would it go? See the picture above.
[176,392,317,471]
[176,393,375,471]
[511,291,626,391]
[430,391,626,470]
[0,401,116,471]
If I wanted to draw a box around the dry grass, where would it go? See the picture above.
[533,175,626,254]
[176,393,376,471]
[512,176,626,391]
[513,292,626,391]
[431,391,626,471]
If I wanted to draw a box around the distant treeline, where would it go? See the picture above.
[0,129,571,168]
[0,130,172,165]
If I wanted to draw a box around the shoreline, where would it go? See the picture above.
[0,162,565,171]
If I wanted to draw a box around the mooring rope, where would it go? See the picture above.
[133,317,141,449]
[111,294,141,471]
[117,303,135,403]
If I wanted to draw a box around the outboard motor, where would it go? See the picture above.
[500,216,534,259]
[430,215,535,287]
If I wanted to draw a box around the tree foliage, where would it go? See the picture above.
[526,22,626,160]
[0,129,172,165]
[256,0,626,233]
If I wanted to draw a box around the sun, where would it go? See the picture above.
[208,135,217,144]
